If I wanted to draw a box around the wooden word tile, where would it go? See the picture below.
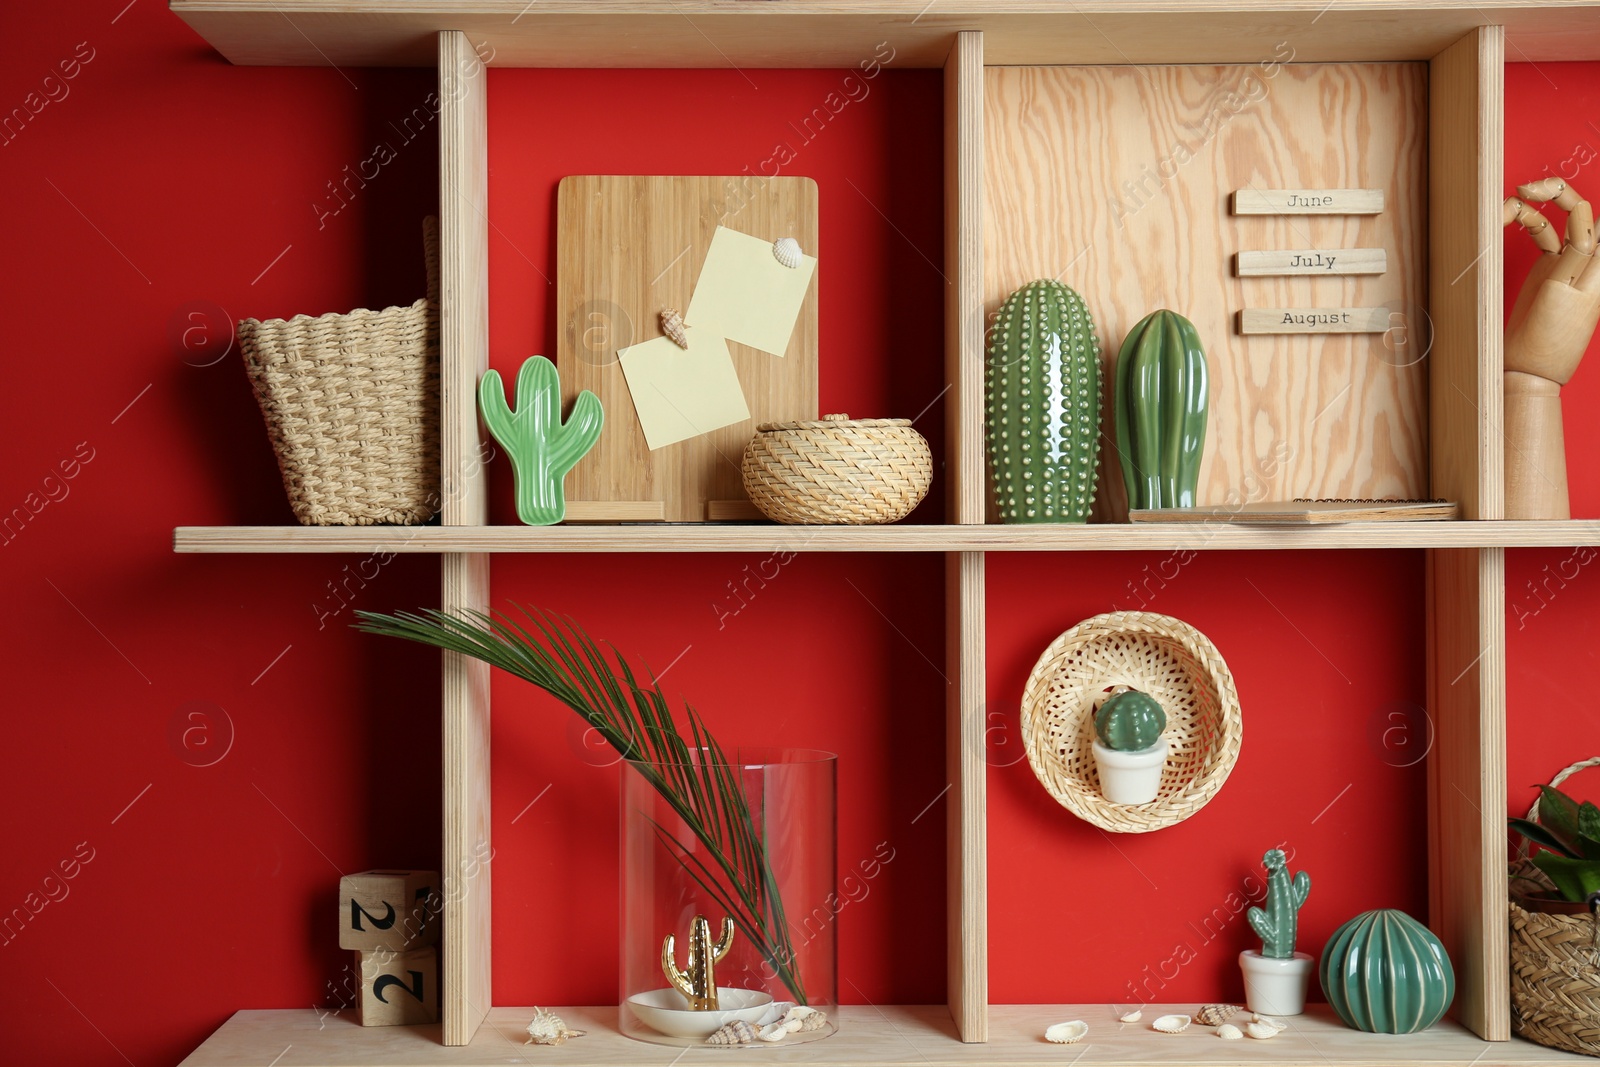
[338,869,440,951]
[1238,307,1392,335]
[356,946,438,1026]
[1231,188,1384,215]
[1235,248,1387,277]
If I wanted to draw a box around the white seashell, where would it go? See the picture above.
[1216,1024,1244,1040]
[1119,1009,1143,1023]
[1152,1014,1191,1033]
[795,1010,828,1033]
[756,1001,795,1026]
[660,308,688,349]
[772,237,803,269]
[525,1007,585,1045]
[1246,1021,1281,1040]
[1045,1021,1088,1044]
[706,1020,759,1046]
[758,1021,790,1043]
[1252,1014,1287,1032]
[783,1005,827,1032]
[1196,1004,1242,1026]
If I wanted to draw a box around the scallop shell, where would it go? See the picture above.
[1152,1014,1191,1033]
[1045,1021,1088,1044]
[1196,1004,1242,1026]
[1216,1024,1244,1040]
[525,1007,585,1045]
[1118,1009,1143,1023]
[772,237,803,269]
[1246,1021,1281,1040]
[707,1020,759,1046]
[660,308,689,349]
[758,1021,790,1043]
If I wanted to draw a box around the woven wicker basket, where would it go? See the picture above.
[741,413,932,525]
[1021,611,1242,833]
[1511,757,1600,1057]
[238,218,440,526]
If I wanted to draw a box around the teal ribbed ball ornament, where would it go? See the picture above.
[1319,909,1455,1034]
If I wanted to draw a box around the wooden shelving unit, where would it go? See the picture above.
[167,2,1600,1064]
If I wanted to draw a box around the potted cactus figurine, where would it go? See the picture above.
[985,280,1102,523]
[1240,847,1313,1015]
[1090,687,1167,804]
[1114,309,1209,510]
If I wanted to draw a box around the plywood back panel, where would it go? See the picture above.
[556,175,818,522]
[984,63,1427,520]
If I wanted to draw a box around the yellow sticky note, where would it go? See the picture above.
[686,226,817,357]
[618,327,751,451]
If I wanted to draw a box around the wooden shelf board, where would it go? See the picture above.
[179,1004,1596,1066]
[168,2,1600,69]
[173,521,1600,554]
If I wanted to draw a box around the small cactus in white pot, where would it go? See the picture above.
[1090,688,1167,805]
[1239,848,1313,1015]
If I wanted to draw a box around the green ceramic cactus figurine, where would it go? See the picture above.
[479,355,603,526]
[1094,689,1166,751]
[1114,309,1209,510]
[662,914,735,1011]
[986,280,1102,523]
[1248,848,1312,959]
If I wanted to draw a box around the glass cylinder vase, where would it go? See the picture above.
[621,748,837,1047]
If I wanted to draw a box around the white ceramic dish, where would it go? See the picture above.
[625,987,774,1039]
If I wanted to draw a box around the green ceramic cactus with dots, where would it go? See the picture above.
[986,280,1102,523]
[1094,689,1166,751]
[1249,848,1312,959]
[1115,309,1209,510]
[479,355,603,526]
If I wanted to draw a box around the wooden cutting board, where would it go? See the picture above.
[556,175,819,522]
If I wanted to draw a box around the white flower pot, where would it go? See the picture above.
[1090,737,1168,805]
[1239,949,1314,1016]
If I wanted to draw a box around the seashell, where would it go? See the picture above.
[1216,1024,1244,1040]
[757,1001,795,1026]
[1246,1021,1281,1040]
[1152,1014,1191,1033]
[758,1020,791,1043]
[1118,1009,1143,1023]
[785,1005,827,1032]
[1252,1014,1286,1032]
[772,237,803,269]
[706,1020,759,1046]
[525,1006,585,1045]
[1045,1021,1088,1044]
[660,308,689,349]
[1196,1004,1242,1026]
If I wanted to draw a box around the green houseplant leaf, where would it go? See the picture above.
[1508,817,1580,858]
[1532,852,1600,902]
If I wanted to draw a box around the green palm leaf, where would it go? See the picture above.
[353,604,807,1002]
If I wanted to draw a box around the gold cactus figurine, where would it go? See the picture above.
[662,914,735,1010]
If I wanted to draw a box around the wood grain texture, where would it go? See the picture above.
[946,553,987,1042]
[1238,307,1391,334]
[170,2,1600,69]
[1429,27,1505,522]
[437,30,493,1049]
[1232,188,1384,214]
[171,521,1600,554]
[1235,248,1386,277]
[1427,548,1509,1042]
[946,31,985,527]
[984,63,1427,520]
[181,1003,1594,1067]
[556,175,818,522]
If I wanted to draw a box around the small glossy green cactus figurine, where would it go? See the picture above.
[1115,309,1209,509]
[1249,848,1312,959]
[986,280,1102,523]
[479,355,603,526]
[1094,689,1166,751]
[662,914,735,1011]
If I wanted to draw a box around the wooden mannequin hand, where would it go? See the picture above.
[1504,178,1600,384]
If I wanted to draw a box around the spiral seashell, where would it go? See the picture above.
[659,307,689,349]
[524,1007,585,1045]
[1118,1009,1143,1023]
[1217,1024,1244,1040]
[785,1005,828,1032]
[706,1020,759,1046]
[1196,1004,1242,1026]
[1246,1021,1281,1040]
[1151,1014,1191,1033]
[1044,1021,1088,1044]
[772,237,803,269]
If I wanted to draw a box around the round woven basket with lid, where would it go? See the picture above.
[1020,611,1242,833]
[741,413,932,525]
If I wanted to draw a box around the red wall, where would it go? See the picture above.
[0,3,1595,1062]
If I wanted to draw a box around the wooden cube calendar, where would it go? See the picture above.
[337,869,440,951]
[355,945,438,1027]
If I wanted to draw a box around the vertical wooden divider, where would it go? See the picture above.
[1425,25,1507,1043]
[438,29,493,1047]
[944,29,987,1043]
